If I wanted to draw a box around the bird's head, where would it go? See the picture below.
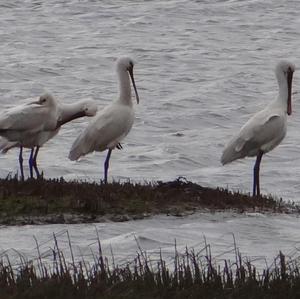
[117,57,135,71]
[275,61,295,115]
[82,99,98,116]
[38,93,56,107]
[276,60,296,75]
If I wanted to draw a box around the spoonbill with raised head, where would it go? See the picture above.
[221,61,295,197]
[0,98,98,179]
[69,57,139,183]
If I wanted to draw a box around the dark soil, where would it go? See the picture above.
[0,176,297,225]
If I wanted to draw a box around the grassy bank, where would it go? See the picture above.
[0,176,297,225]
[1,237,300,299]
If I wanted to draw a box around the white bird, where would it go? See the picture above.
[0,93,58,180]
[221,61,295,197]
[69,57,140,183]
[0,98,98,179]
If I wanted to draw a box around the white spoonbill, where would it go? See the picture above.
[0,98,98,179]
[69,57,140,183]
[0,93,58,180]
[221,61,295,197]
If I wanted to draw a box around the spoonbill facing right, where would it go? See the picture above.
[69,57,139,183]
[221,61,295,197]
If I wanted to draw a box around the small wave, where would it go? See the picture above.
[38,68,61,76]
[137,235,174,247]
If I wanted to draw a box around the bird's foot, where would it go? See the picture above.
[116,143,123,150]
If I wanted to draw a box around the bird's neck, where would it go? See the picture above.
[56,102,86,128]
[118,69,132,106]
[277,76,289,112]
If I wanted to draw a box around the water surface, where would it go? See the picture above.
[1,0,300,200]
[1,0,300,265]
[1,212,300,270]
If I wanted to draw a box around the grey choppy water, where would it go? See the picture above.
[1,212,300,270]
[0,0,300,200]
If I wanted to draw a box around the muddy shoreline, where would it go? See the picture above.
[0,176,298,225]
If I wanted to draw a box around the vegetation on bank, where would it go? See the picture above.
[1,177,300,298]
[0,176,297,225]
[1,236,300,299]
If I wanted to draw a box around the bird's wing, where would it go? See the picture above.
[221,111,285,164]
[0,103,50,131]
[69,105,133,161]
[68,114,113,161]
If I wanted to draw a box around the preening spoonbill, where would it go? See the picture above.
[221,61,295,197]
[0,93,58,180]
[0,98,98,179]
[69,57,139,183]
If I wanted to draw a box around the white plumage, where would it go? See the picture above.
[0,98,97,151]
[0,94,58,144]
[69,57,139,183]
[221,61,295,196]
[0,96,98,179]
[69,101,134,159]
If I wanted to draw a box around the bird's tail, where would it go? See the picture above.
[68,134,87,161]
[0,138,18,154]
[68,144,82,161]
[221,138,244,165]
[221,146,237,165]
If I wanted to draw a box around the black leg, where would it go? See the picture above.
[253,168,257,197]
[116,143,123,150]
[32,146,40,178]
[19,146,24,181]
[253,151,263,197]
[104,149,112,184]
[29,148,34,178]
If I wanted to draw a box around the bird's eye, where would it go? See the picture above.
[128,61,133,70]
